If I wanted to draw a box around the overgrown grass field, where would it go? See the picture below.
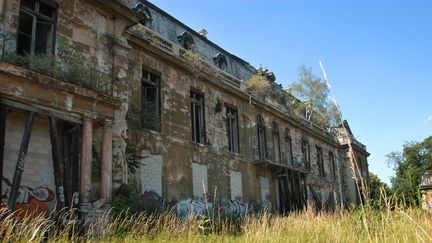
[1,205,431,242]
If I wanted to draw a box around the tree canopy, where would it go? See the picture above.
[387,136,432,206]
[288,66,341,129]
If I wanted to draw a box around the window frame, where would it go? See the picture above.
[301,139,310,168]
[141,69,161,132]
[329,151,336,181]
[226,104,240,153]
[316,146,325,178]
[257,115,267,160]
[17,0,58,55]
[272,122,281,162]
[285,128,293,165]
[190,89,205,144]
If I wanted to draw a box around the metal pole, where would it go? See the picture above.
[8,112,35,211]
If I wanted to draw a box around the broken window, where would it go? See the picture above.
[191,90,205,143]
[141,70,161,131]
[17,0,57,55]
[257,115,267,160]
[301,139,310,167]
[285,129,293,165]
[316,146,325,178]
[226,105,239,153]
[272,122,281,162]
[329,151,336,181]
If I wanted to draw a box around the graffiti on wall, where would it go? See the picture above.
[176,199,214,219]
[1,177,55,217]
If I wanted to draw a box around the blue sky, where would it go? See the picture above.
[150,0,432,184]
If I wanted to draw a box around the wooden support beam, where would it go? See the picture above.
[7,112,35,211]
[0,104,7,203]
[49,117,66,210]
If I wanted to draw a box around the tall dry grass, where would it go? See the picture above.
[1,201,432,242]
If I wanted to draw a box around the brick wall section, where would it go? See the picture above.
[192,163,208,199]
[230,170,242,200]
[1,111,56,210]
[140,150,163,196]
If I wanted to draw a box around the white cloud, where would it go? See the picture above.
[424,115,432,125]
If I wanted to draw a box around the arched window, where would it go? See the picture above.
[177,32,195,50]
[272,122,281,162]
[285,128,293,165]
[257,115,266,160]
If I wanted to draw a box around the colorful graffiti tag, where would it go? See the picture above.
[1,177,55,217]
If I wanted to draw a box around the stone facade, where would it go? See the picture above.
[0,0,369,219]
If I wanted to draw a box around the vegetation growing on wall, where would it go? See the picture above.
[246,74,271,96]
[2,40,113,96]
[288,66,341,130]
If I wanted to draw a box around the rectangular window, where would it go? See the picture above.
[285,136,293,165]
[226,105,239,153]
[17,0,57,55]
[316,146,325,178]
[258,127,266,160]
[141,70,161,131]
[329,151,336,181]
[191,91,205,144]
[302,140,310,167]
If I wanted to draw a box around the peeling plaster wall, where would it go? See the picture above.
[127,45,344,208]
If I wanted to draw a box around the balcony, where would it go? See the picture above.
[0,34,118,98]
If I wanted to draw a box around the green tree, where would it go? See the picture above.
[369,172,392,208]
[387,136,432,206]
[288,66,341,129]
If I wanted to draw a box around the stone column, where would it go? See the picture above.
[101,120,113,204]
[80,116,93,205]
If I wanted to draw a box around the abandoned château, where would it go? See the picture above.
[0,0,369,219]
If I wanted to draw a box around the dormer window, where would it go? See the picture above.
[133,2,153,26]
[177,32,195,50]
[213,52,227,70]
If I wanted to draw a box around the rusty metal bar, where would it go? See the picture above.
[7,112,35,211]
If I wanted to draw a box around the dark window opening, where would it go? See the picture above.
[316,146,325,178]
[141,70,161,131]
[285,129,293,165]
[272,122,281,162]
[329,151,336,181]
[257,115,267,160]
[17,0,57,55]
[302,139,310,168]
[227,105,239,153]
[191,91,205,143]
